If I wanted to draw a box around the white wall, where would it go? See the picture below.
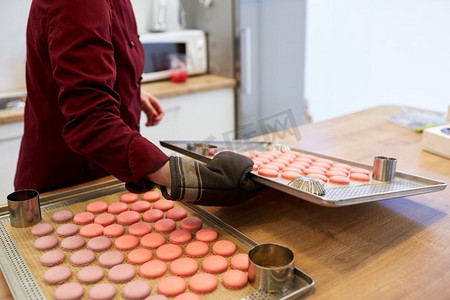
[305,0,450,122]
[0,1,31,94]
[0,0,181,95]
[1,0,449,121]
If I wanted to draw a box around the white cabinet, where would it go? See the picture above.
[140,87,235,155]
[0,121,23,201]
[0,86,235,202]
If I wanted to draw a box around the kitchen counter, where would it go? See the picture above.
[1,105,449,299]
[0,74,236,125]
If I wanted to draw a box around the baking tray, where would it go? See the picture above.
[160,140,447,207]
[0,182,314,300]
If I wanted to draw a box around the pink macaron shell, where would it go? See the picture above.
[185,241,209,258]
[328,166,350,175]
[88,283,117,300]
[156,244,183,261]
[295,156,313,164]
[31,222,54,236]
[188,273,218,294]
[157,276,187,297]
[222,269,248,289]
[127,248,153,265]
[230,253,249,271]
[259,163,279,171]
[303,167,326,175]
[122,280,152,300]
[79,223,104,238]
[34,235,58,251]
[350,167,370,175]
[54,282,84,300]
[107,201,128,215]
[128,222,153,237]
[56,223,79,237]
[94,213,116,226]
[51,210,74,223]
[257,168,279,177]
[201,255,228,274]
[169,229,192,244]
[142,190,161,202]
[170,257,199,277]
[43,265,72,285]
[98,251,124,268]
[326,170,348,178]
[174,293,202,300]
[142,209,165,222]
[144,296,168,300]
[350,172,371,181]
[86,201,108,214]
[87,236,112,252]
[307,173,329,183]
[140,232,166,249]
[315,158,335,165]
[281,171,302,180]
[108,263,136,283]
[212,240,236,257]
[139,259,167,279]
[282,166,303,173]
[103,223,125,238]
[73,211,95,225]
[166,207,188,221]
[154,218,177,233]
[120,192,139,204]
[69,249,96,266]
[60,235,85,251]
[329,175,351,185]
[195,228,218,243]
[115,235,139,251]
[153,199,175,211]
[311,161,332,169]
[299,153,317,161]
[131,200,152,213]
[117,210,141,225]
[40,250,66,267]
[77,266,105,284]
[179,217,202,231]
[334,162,352,170]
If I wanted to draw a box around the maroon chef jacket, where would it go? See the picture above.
[15,0,169,193]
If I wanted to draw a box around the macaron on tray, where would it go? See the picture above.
[0,189,314,300]
[160,140,446,207]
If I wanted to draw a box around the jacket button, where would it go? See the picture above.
[129,41,135,48]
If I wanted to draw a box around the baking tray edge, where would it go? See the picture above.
[0,183,315,300]
[160,140,447,207]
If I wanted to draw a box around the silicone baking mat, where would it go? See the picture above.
[0,186,314,299]
[160,140,447,207]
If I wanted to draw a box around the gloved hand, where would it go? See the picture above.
[160,151,265,206]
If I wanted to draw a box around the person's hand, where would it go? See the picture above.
[160,151,265,206]
[141,89,164,126]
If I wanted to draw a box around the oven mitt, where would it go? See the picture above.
[160,151,265,206]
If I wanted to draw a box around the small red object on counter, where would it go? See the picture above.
[170,69,188,83]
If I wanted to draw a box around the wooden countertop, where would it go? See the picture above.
[203,105,450,299]
[0,75,236,125]
[1,105,449,299]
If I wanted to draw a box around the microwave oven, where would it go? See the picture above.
[139,30,208,82]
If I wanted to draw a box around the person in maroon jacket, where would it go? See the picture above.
[14,0,261,206]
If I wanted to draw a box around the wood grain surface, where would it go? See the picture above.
[1,105,449,299]
[203,105,450,299]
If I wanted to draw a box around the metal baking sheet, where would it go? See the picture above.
[160,140,447,207]
[0,182,314,300]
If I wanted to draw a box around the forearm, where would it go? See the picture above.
[146,161,172,187]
